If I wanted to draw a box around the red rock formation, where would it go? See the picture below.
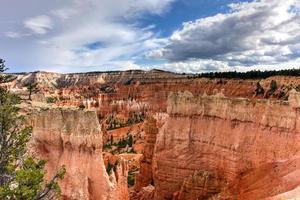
[109,158,130,200]
[31,109,129,200]
[152,91,300,200]
[134,117,158,192]
[103,153,142,173]
[103,123,144,147]
[131,185,155,200]
[10,71,300,200]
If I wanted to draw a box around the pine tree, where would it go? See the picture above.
[0,59,11,84]
[24,83,39,101]
[0,59,65,199]
[128,134,133,147]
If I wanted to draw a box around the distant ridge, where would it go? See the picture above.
[7,68,178,75]
[7,67,300,80]
[190,68,300,79]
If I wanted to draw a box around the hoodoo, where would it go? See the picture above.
[31,109,129,200]
[5,70,300,200]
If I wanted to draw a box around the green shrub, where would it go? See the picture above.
[46,96,58,103]
[128,148,136,154]
[255,82,264,96]
[106,162,113,175]
[78,104,85,109]
[128,134,133,147]
[270,80,277,91]
[127,171,135,187]
[103,143,112,150]
[266,80,278,97]
[117,138,127,148]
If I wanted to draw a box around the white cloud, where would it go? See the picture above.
[0,0,175,72]
[106,60,142,71]
[36,21,157,70]
[148,58,300,74]
[149,0,300,72]
[51,8,77,20]
[25,0,175,70]
[24,15,53,34]
[40,59,142,73]
[4,32,21,38]
[4,31,30,38]
[69,0,175,18]
[5,0,300,73]
[150,59,231,73]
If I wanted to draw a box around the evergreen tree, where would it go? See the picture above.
[255,82,264,96]
[0,59,65,199]
[128,134,133,147]
[191,68,300,80]
[0,59,11,84]
[24,82,39,101]
[265,80,278,98]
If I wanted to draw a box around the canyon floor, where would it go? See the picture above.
[6,70,300,200]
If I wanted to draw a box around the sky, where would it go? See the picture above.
[1,0,300,73]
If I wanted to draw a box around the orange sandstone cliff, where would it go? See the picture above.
[7,70,300,200]
[150,91,300,200]
[31,109,129,200]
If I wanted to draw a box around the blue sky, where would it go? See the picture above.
[1,0,300,73]
[140,0,248,36]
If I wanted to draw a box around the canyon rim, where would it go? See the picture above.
[2,0,300,199]
[2,70,300,199]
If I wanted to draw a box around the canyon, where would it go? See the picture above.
[6,70,300,199]
[153,91,300,199]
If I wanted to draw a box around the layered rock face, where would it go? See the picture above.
[152,91,300,200]
[12,70,300,200]
[7,70,263,115]
[8,70,181,89]
[134,118,159,191]
[31,109,128,200]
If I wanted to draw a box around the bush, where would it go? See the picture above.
[106,161,113,175]
[255,82,264,96]
[278,91,286,99]
[46,96,58,103]
[128,148,136,154]
[265,80,278,97]
[78,104,85,109]
[127,171,135,187]
[128,134,133,147]
[117,138,128,148]
[103,143,112,150]
[270,80,277,91]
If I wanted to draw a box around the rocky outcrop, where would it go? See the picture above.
[31,109,129,200]
[131,185,155,200]
[13,71,300,200]
[109,159,130,200]
[134,117,158,192]
[152,91,300,200]
[173,170,228,200]
[8,69,180,89]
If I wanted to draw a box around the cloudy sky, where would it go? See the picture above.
[1,0,300,73]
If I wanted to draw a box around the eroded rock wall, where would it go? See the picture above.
[134,117,159,191]
[152,91,300,200]
[31,109,128,200]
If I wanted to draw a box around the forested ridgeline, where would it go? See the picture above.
[187,68,300,79]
